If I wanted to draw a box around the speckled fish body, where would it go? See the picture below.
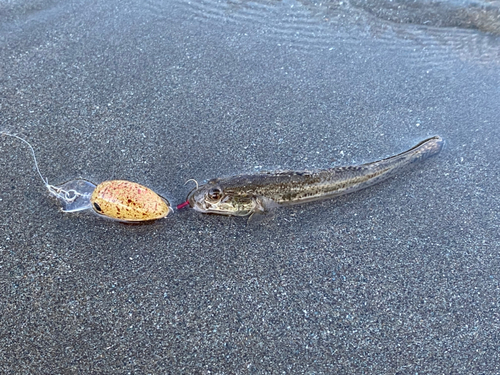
[91,180,170,222]
[188,136,444,216]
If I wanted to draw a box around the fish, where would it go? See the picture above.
[186,136,444,217]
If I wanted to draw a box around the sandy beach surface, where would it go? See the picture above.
[1,0,499,372]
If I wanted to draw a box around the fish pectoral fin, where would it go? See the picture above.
[255,196,279,213]
[245,196,278,225]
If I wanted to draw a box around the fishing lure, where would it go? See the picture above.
[1,132,171,222]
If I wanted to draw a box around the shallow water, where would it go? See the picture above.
[1,0,499,372]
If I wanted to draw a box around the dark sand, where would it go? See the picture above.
[1,0,499,373]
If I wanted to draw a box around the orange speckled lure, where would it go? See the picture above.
[91,180,169,221]
[1,133,171,222]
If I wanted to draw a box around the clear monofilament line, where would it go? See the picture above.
[2,132,49,186]
[1,132,86,204]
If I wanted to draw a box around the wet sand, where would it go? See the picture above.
[1,0,500,372]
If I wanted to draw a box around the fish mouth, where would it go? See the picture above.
[187,191,197,209]
[187,194,242,215]
[187,194,209,214]
[191,201,236,215]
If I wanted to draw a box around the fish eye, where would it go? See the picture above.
[208,187,222,200]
